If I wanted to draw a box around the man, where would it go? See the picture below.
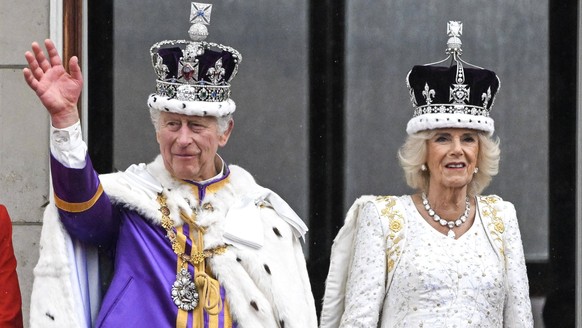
[0,205,23,328]
[24,3,317,327]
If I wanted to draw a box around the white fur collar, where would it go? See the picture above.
[99,155,251,226]
[98,155,308,248]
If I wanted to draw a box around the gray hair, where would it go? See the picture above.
[149,108,233,135]
[397,130,500,196]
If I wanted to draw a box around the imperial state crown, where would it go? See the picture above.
[147,2,242,117]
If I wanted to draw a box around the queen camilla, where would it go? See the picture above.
[320,21,534,328]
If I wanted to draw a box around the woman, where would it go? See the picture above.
[320,21,533,327]
[0,205,23,328]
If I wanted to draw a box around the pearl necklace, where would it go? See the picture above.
[421,192,470,239]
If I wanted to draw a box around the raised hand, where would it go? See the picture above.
[23,39,83,128]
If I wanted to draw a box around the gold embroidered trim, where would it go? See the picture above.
[479,195,505,257]
[376,196,405,273]
[54,183,104,213]
[206,176,230,195]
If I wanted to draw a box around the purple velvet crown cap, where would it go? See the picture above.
[157,47,238,85]
[407,65,500,110]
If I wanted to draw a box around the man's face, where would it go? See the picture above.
[156,112,232,181]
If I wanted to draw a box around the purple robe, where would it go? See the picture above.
[51,155,236,328]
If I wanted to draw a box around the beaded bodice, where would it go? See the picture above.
[382,196,505,327]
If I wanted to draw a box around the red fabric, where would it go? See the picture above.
[0,205,23,328]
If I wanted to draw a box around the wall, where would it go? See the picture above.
[0,0,52,325]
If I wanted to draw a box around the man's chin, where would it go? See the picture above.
[171,167,200,181]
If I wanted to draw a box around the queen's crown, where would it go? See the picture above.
[405,21,500,135]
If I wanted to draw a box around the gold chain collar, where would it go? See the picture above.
[156,192,227,314]
[157,193,228,265]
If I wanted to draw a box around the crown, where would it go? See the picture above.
[405,21,500,135]
[147,2,242,117]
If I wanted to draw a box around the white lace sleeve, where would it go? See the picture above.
[340,202,386,327]
[502,202,534,327]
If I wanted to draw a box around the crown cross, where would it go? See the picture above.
[450,84,470,106]
[422,83,435,105]
[178,60,199,83]
[207,58,225,85]
[446,21,463,56]
[190,3,212,25]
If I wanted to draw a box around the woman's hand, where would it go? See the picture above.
[23,39,83,128]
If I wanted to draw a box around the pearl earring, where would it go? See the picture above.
[474,167,479,174]
[421,164,427,171]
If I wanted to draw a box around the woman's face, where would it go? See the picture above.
[425,128,479,191]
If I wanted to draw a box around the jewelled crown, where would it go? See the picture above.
[147,2,242,117]
[405,21,500,135]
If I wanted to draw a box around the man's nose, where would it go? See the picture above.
[177,125,193,145]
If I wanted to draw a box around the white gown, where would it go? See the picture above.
[323,195,533,328]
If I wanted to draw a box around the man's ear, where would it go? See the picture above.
[218,119,234,147]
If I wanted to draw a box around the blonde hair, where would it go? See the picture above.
[397,130,500,196]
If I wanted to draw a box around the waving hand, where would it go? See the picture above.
[23,39,83,128]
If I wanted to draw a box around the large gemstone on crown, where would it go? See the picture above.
[158,83,176,98]
[454,105,465,112]
[198,88,209,100]
[177,85,197,101]
[182,63,195,81]
[450,83,470,105]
